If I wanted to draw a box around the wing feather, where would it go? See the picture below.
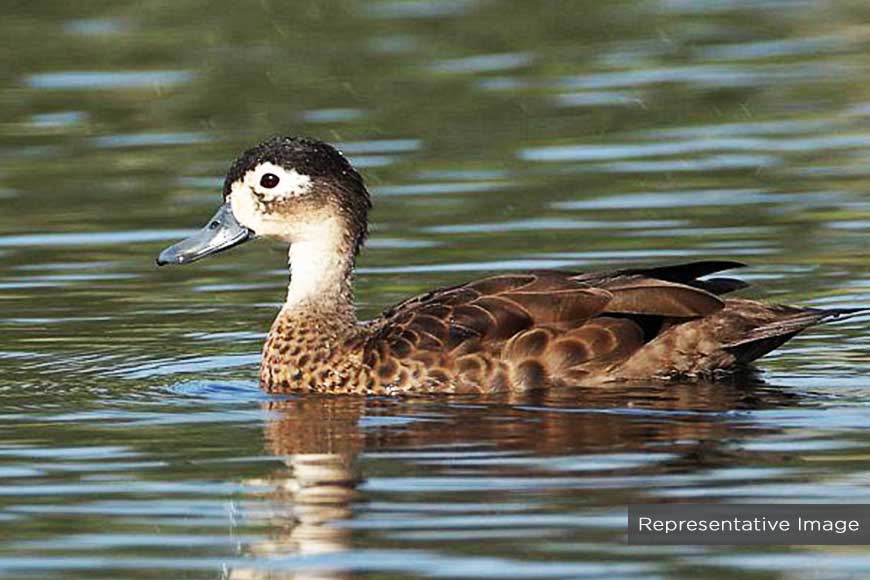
[362,262,764,390]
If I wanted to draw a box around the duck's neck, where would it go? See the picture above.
[286,242,354,315]
[280,215,360,327]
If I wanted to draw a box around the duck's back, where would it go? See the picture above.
[360,261,856,393]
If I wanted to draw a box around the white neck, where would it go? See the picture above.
[286,240,352,306]
[283,218,355,312]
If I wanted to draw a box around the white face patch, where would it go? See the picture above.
[228,182,267,235]
[226,162,316,238]
[244,161,312,202]
[228,176,338,245]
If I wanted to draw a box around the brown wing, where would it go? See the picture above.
[366,272,610,355]
[360,261,867,390]
[363,263,729,391]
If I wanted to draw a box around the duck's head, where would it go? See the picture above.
[157,136,371,266]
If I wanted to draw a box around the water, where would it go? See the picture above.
[2,0,870,577]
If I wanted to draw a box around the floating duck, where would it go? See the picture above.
[158,136,863,393]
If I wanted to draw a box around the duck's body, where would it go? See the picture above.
[259,261,856,394]
[158,137,862,394]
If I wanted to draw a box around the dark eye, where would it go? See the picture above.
[260,173,280,189]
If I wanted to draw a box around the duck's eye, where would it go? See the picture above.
[260,173,280,189]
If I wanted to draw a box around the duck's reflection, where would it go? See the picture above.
[263,399,363,559]
[237,379,803,577]
[232,399,364,580]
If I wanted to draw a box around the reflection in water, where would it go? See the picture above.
[234,399,364,579]
[234,380,798,577]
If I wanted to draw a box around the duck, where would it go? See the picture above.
[157,136,863,394]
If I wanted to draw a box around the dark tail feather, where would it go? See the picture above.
[725,307,869,364]
[620,261,749,295]
[574,260,749,294]
[817,307,870,321]
[621,260,747,283]
[725,331,803,364]
[689,277,749,296]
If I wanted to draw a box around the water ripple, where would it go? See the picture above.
[25,70,194,90]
